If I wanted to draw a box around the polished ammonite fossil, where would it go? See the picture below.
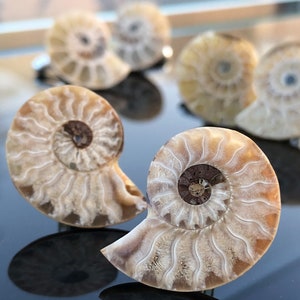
[102,127,281,291]
[46,11,130,89]
[236,42,300,140]
[6,85,147,227]
[176,32,258,126]
[112,1,171,71]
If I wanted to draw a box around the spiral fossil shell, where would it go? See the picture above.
[236,42,300,140]
[46,11,130,89]
[6,85,146,227]
[176,32,258,126]
[102,127,281,291]
[112,2,171,71]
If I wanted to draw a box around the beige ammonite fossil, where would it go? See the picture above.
[6,85,147,227]
[236,42,300,140]
[102,127,281,291]
[112,2,171,71]
[46,11,130,90]
[176,32,258,126]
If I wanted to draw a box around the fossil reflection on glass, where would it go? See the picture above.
[8,229,126,297]
[100,282,216,300]
[98,73,162,121]
[102,127,281,291]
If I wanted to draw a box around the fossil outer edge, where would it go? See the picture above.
[6,85,147,227]
[101,127,281,291]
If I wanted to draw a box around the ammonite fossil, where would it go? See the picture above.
[236,42,300,140]
[112,2,171,71]
[176,32,257,126]
[6,85,146,227]
[46,11,130,89]
[102,127,281,291]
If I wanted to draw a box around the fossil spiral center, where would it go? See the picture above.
[178,164,226,205]
[188,179,210,198]
[118,16,147,44]
[75,32,106,59]
[77,33,90,45]
[129,21,141,33]
[218,60,231,74]
[283,73,298,86]
[63,120,93,149]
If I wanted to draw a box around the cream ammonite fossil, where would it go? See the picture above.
[112,2,171,71]
[101,127,281,291]
[46,11,130,90]
[6,85,147,227]
[236,42,300,140]
[176,32,258,126]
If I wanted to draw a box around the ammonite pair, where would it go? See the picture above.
[176,32,300,144]
[7,86,281,291]
[46,3,170,89]
[176,31,258,126]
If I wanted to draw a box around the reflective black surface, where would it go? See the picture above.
[8,229,127,297]
[1,58,300,300]
[100,282,217,300]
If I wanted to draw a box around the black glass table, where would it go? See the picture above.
[1,52,300,300]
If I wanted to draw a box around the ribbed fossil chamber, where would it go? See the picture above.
[46,11,130,89]
[6,85,146,227]
[102,127,281,291]
[236,42,300,140]
[176,32,257,126]
[112,2,171,71]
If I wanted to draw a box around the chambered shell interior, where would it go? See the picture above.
[176,32,258,126]
[6,85,146,227]
[102,127,281,291]
[112,2,171,71]
[46,11,130,89]
[236,42,300,140]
